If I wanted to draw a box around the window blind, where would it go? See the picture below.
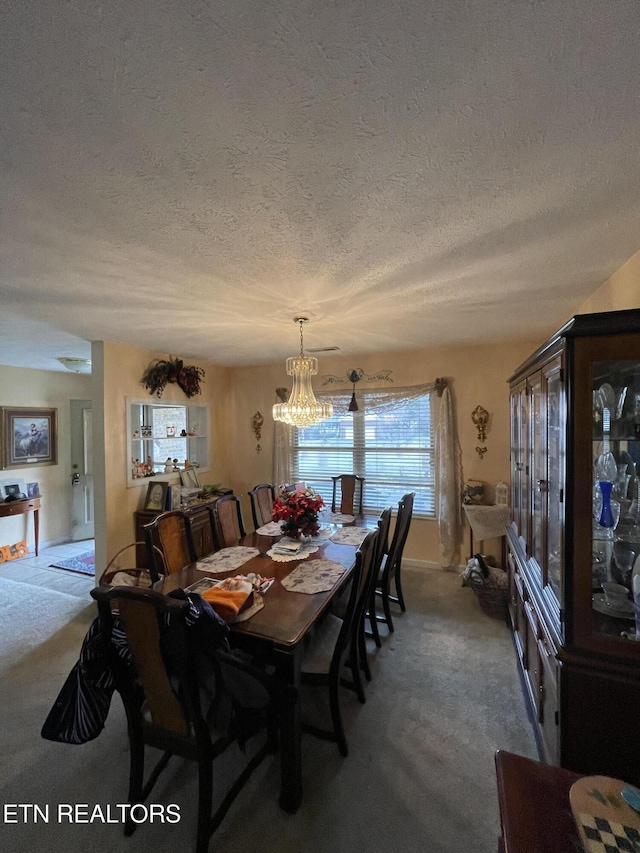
[292,391,434,515]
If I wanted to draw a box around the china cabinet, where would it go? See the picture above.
[508,308,640,786]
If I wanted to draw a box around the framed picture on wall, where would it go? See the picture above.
[0,407,57,469]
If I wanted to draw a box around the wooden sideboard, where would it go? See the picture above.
[134,494,228,567]
[0,497,41,557]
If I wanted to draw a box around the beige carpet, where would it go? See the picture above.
[0,577,92,672]
[0,565,537,853]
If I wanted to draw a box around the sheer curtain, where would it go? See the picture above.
[273,382,462,567]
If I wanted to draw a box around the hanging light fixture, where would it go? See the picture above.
[347,369,360,412]
[273,317,334,428]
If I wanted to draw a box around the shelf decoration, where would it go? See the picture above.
[141,357,205,399]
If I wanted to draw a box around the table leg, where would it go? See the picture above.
[273,645,302,813]
[34,508,40,557]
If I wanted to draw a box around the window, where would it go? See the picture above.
[292,390,434,515]
[127,398,209,487]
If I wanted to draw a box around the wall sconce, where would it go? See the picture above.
[471,405,489,458]
[252,411,264,454]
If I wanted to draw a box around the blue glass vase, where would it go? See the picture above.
[598,480,615,528]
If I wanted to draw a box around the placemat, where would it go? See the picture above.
[331,526,372,546]
[330,512,355,523]
[281,560,346,593]
[255,521,282,536]
[195,546,260,573]
[570,775,640,852]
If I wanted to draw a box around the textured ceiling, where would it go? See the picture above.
[1,0,640,371]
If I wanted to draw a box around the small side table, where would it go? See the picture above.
[0,497,41,556]
[462,504,509,567]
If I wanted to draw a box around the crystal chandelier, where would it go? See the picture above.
[273,317,334,428]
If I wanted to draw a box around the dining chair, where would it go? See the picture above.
[361,506,392,659]
[299,527,379,756]
[331,474,364,516]
[213,494,247,547]
[248,483,276,530]
[142,509,198,584]
[90,585,296,853]
[374,492,415,632]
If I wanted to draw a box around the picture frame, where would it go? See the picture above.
[27,482,40,498]
[0,407,57,469]
[144,480,169,512]
[180,468,200,489]
[1,479,28,500]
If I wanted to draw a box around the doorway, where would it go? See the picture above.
[70,399,94,541]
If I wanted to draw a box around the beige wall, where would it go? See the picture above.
[0,365,91,552]
[578,248,640,314]
[95,342,232,569]
[226,338,541,566]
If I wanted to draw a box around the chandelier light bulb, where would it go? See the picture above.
[273,318,333,428]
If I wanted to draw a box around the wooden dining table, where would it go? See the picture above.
[158,517,376,813]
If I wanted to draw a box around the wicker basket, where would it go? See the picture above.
[98,542,162,588]
[461,558,509,620]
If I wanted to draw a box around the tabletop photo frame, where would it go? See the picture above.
[0,407,57,470]
[144,481,169,512]
[180,468,200,489]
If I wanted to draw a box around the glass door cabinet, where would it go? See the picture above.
[507,308,640,787]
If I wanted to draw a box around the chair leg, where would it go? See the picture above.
[125,736,144,837]
[358,623,372,682]
[367,588,382,647]
[349,634,366,704]
[329,675,348,756]
[196,760,213,853]
[380,587,395,632]
[395,569,407,612]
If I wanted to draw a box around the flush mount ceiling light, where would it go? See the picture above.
[273,317,334,428]
[57,357,92,374]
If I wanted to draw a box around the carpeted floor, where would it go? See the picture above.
[0,565,538,853]
[49,550,95,575]
[0,577,93,672]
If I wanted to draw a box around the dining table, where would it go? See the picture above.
[157,513,378,813]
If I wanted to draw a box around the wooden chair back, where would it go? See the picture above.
[142,510,198,583]
[214,494,246,547]
[336,529,379,671]
[248,483,276,529]
[386,492,415,579]
[331,474,364,515]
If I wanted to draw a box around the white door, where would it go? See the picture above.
[70,399,94,541]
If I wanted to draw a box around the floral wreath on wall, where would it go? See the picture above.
[141,356,205,399]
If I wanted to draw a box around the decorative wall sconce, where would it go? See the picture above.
[471,405,489,458]
[252,411,264,454]
[347,369,361,412]
[471,406,489,442]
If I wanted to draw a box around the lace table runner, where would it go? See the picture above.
[329,512,355,523]
[255,521,282,536]
[266,530,331,562]
[195,546,260,573]
[281,560,346,593]
[331,526,372,546]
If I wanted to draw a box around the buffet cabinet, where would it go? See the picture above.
[508,308,640,786]
[134,495,221,568]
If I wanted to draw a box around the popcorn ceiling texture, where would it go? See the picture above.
[1,0,639,369]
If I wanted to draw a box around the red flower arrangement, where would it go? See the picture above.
[141,356,205,399]
[272,483,325,539]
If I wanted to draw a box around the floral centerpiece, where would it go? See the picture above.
[272,483,325,539]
